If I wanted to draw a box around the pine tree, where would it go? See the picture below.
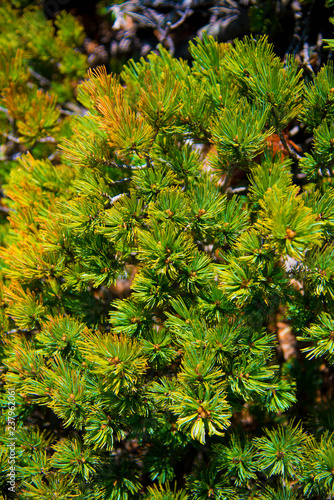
[1,27,334,500]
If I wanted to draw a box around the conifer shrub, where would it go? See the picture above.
[1,33,334,500]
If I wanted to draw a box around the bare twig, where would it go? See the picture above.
[94,157,147,170]
[285,0,303,56]
[39,136,57,143]
[170,3,193,30]
[59,109,76,116]
[301,41,314,75]
[279,131,302,161]
[47,151,59,162]
[107,193,129,205]
[0,205,13,213]
[0,132,21,144]
[106,178,131,186]
[64,102,88,116]
[28,67,51,86]
[225,186,247,194]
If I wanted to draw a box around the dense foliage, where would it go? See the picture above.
[1,5,334,499]
[0,0,88,243]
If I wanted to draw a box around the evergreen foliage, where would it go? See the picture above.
[0,0,88,247]
[1,15,334,500]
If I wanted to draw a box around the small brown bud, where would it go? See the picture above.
[196,208,206,219]
[285,228,296,240]
[240,279,249,288]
